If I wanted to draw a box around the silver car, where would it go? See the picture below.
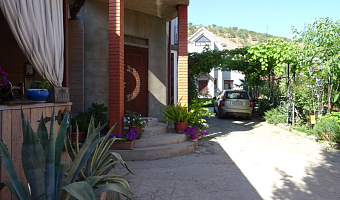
[214,90,253,119]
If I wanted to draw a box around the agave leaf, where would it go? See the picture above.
[37,114,49,158]
[100,176,132,192]
[45,107,56,199]
[2,178,30,200]
[86,176,104,187]
[93,183,131,199]
[0,139,30,199]
[63,181,95,200]
[21,109,28,137]
[64,134,76,161]
[84,117,98,178]
[87,116,96,138]
[55,111,70,177]
[108,152,133,174]
[92,125,116,173]
[22,117,46,200]
[63,126,104,185]
[56,162,68,198]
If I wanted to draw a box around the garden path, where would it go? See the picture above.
[110,116,340,200]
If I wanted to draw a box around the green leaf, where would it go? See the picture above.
[37,114,49,158]
[45,107,56,200]
[94,183,131,199]
[0,139,29,199]
[55,110,69,178]
[63,182,95,200]
[22,117,46,200]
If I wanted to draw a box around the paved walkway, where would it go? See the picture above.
[111,116,340,200]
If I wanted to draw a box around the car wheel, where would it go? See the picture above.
[246,115,252,120]
[217,108,223,119]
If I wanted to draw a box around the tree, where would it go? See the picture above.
[294,17,340,113]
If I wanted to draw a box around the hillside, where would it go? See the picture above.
[188,23,292,48]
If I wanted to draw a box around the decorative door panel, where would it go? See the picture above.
[124,45,148,116]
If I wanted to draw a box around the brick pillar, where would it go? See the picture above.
[177,5,188,105]
[109,0,124,133]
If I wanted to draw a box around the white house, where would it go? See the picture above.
[188,27,245,97]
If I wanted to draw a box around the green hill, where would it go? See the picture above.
[188,23,291,46]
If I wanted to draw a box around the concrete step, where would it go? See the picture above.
[112,141,198,161]
[134,133,187,148]
[142,123,168,137]
[142,117,158,127]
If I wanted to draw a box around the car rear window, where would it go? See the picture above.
[224,91,249,99]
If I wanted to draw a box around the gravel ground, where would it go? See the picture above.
[109,116,340,200]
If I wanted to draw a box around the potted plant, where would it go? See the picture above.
[123,110,149,139]
[182,126,208,141]
[25,78,51,101]
[108,129,138,150]
[160,100,192,132]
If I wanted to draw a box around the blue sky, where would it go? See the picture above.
[188,0,340,39]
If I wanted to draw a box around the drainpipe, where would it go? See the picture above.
[168,20,172,105]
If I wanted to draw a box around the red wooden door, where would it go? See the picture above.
[124,45,148,116]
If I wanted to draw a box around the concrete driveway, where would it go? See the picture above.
[111,116,340,200]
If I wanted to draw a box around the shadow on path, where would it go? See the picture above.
[272,149,340,199]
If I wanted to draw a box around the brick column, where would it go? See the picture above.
[109,0,124,133]
[177,5,188,105]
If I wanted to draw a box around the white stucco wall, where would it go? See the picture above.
[188,28,245,96]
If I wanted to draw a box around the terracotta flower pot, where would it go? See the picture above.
[71,131,86,144]
[174,121,188,133]
[110,140,134,150]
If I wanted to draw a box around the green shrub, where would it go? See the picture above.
[312,113,340,143]
[264,107,286,125]
[188,98,214,130]
[72,103,109,133]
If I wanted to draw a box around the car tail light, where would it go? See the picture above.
[220,99,225,106]
[249,100,254,107]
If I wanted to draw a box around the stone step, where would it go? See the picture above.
[112,141,198,161]
[134,133,187,148]
[142,123,168,137]
[143,117,158,127]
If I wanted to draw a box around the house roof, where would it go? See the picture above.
[188,27,225,50]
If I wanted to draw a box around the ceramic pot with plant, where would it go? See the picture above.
[25,78,51,101]
[160,100,192,133]
[123,110,149,138]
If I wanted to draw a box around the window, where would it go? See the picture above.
[224,80,233,90]
[214,78,217,89]
[195,35,211,46]
[224,91,249,99]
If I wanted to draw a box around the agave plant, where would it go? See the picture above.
[64,117,133,199]
[0,108,133,200]
[0,108,69,199]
